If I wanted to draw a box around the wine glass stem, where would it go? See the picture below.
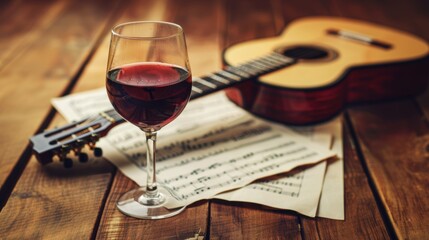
[145,130,158,198]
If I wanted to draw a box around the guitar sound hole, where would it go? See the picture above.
[276,45,337,62]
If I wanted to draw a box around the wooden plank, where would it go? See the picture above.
[0,0,127,238]
[301,119,390,239]
[223,0,284,48]
[0,158,114,239]
[0,0,121,197]
[279,0,331,23]
[95,0,224,238]
[0,0,64,70]
[332,0,429,41]
[211,201,302,239]
[348,100,429,239]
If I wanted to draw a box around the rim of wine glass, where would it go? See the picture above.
[111,21,184,40]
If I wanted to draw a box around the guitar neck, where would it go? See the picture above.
[190,52,295,99]
[105,52,295,125]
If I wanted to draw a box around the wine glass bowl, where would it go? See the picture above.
[105,21,192,219]
[106,62,192,132]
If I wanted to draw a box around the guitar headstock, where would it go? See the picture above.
[30,112,121,168]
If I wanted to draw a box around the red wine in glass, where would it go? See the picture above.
[106,62,192,131]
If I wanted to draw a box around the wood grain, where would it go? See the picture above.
[0,157,114,239]
[0,0,120,198]
[0,0,124,237]
[348,100,429,239]
[0,0,63,71]
[211,201,302,239]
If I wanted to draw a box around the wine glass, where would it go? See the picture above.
[105,21,192,219]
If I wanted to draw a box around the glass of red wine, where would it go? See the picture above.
[106,21,192,219]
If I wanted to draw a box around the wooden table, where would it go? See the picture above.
[1,0,428,239]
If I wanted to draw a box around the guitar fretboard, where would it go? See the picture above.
[191,52,295,99]
[105,52,295,124]
[103,108,125,123]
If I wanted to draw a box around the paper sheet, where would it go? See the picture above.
[214,121,335,217]
[315,118,344,219]
[52,89,343,218]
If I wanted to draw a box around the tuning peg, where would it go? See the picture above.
[60,144,71,153]
[88,134,100,149]
[63,157,73,168]
[59,145,71,159]
[58,145,74,168]
[78,152,89,162]
[75,139,87,149]
[73,139,89,162]
[90,133,100,143]
[93,147,103,157]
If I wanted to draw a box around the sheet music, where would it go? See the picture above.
[52,88,112,121]
[216,118,344,218]
[214,123,333,217]
[52,89,342,217]
[214,153,328,217]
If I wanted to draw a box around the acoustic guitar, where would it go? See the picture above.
[30,17,429,166]
[223,16,429,124]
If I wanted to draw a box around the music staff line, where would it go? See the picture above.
[106,120,275,169]
[161,145,309,187]
[156,133,290,174]
[247,171,306,197]
[161,148,318,200]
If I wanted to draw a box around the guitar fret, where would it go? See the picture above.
[225,66,251,78]
[192,86,203,93]
[100,112,115,123]
[259,57,282,67]
[194,77,217,89]
[255,59,273,70]
[106,109,124,122]
[270,53,294,63]
[208,74,230,84]
[238,65,260,75]
[254,57,274,67]
[200,76,225,88]
[265,55,286,64]
[247,61,266,70]
[217,70,242,81]
[192,81,213,92]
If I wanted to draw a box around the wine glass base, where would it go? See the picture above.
[116,186,186,220]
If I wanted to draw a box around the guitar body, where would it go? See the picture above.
[223,17,429,124]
